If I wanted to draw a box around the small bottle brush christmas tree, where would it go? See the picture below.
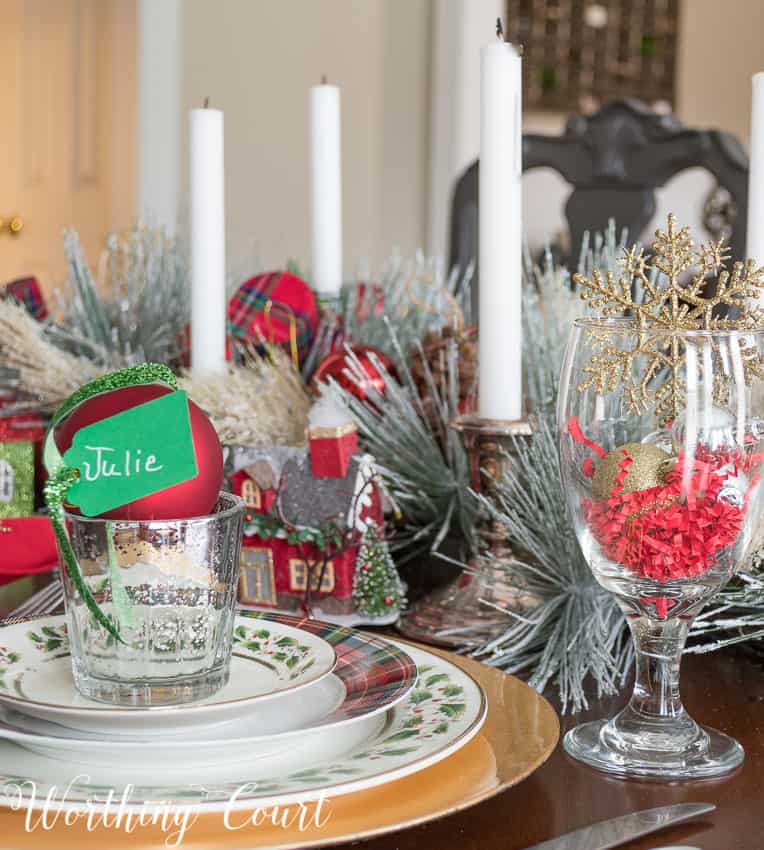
[353,527,405,618]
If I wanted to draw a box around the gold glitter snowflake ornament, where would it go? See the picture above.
[573,214,764,423]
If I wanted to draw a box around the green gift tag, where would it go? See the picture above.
[63,391,198,516]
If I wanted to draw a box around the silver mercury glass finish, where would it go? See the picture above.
[59,492,244,706]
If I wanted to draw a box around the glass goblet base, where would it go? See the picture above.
[564,713,744,779]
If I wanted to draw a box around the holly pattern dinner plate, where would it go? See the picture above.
[0,612,415,736]
[0,639,487,811]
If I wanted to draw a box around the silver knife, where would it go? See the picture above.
[523,803,715,850]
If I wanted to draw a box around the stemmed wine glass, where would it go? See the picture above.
[558,319,764,778]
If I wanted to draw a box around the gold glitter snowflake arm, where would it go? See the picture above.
[574,213,764,425]
[652,214,696,282]
[690,259,764,329]
[572,267,636,316]
[574,240,676,327]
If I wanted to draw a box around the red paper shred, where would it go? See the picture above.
[639,596,676,617]
[568,416,607,459]
[583,447,749,582]
[611,451,633,497]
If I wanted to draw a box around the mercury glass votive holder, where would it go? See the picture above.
[58,492,244,706]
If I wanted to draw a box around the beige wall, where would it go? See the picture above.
[178,0,764,273]
[181,0,431,280]
[676,0,764,144]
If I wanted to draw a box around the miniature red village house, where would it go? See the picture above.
[228,416,384,617]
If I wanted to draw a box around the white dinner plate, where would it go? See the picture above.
[0,700,386,769]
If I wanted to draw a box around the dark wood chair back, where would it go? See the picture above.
[449,98,749,278]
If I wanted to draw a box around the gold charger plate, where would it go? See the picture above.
[0,645,559,850]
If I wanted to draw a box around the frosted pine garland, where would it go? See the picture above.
[687,570,764,654]
[55,226,190,367]
[321,328,478,562]
[473,419,632,713]
[341,252,474,368]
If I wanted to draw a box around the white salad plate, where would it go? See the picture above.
[0,612,344,734]
[0,640,487,812]
[0,612,419,767]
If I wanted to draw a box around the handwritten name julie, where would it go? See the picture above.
[79,446,164,482]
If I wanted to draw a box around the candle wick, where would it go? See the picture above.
[203,96,210,109]
[496,17,505,41]
[321,74,328,85]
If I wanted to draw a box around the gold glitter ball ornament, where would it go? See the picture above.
[592,442,672,500]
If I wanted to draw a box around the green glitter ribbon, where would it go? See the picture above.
[44,364,178,477]
[44,363,178,643]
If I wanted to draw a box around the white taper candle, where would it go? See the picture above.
[189,105,227,374]
[478,36,523,420]
[309,82,343,297]
[747,72,764,274]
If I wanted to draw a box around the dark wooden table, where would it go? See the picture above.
[362,648,764,850]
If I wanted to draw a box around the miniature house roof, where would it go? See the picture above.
[279,453,365,528]
[223,445,303,487]
[225,443,379,533]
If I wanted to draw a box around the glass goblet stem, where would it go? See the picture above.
[629,615,688,719]
[604,615,704,755]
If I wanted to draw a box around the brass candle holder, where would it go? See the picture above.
[397,413,535,649]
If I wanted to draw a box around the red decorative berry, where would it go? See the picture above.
[245,514,253,522]
[384,596,393,605]
[362,563,371,572]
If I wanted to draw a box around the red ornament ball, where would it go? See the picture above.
[55,384,223,521]
[313,345,397,402]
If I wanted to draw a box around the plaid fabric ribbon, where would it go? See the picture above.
[1,277,48,321]
[228,272,319,358]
